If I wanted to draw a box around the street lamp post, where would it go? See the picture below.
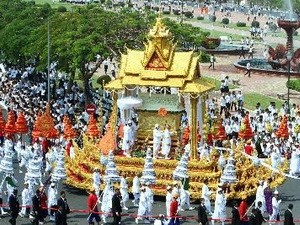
[287,51,292,114]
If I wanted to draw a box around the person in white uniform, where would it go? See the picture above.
[132,174,141,207]
[120,176,129,210]
[19,182,31,217]
[270,190,281,222]
[135,187,149,224]
[47,182,58,221]
[165,186,173,218]
[101,181,114,223]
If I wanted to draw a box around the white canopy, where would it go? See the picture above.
[117,96,143,110]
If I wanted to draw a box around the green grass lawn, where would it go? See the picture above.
[243,93,283,110]
[203,76,237,90]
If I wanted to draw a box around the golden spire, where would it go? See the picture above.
[142,16,176,70]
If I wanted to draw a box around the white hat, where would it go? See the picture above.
[155,124,159,128]
[167,186,172,190]
[50,182,56,187]
[217,188,223,192]
[274,190,279,195]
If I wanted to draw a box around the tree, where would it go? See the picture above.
[0,0,50,67]
[0,2,208,104]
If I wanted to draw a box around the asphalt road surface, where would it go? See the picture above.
[1,162,300,225]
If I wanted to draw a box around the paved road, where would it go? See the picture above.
[1,162,300,225]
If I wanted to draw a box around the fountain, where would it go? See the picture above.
[234,0,300,76]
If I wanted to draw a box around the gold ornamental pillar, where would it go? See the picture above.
[190,94,199,160]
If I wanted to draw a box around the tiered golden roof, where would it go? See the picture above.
[105,16,215,94]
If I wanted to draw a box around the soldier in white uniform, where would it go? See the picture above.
[19,182,31,217]
[120,176,129,210]
[132,174,140,207]
[153,124,162,159]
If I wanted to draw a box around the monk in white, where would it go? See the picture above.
[153,124,162,159]
[162,125,171,159]
[122,123,131,156]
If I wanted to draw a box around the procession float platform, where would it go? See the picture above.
[65,136,288,200]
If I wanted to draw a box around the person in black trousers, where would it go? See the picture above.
[248,208,258,225]
[57,191,70,225]
[231,201,240,225]
[55,205,64,225]
[255,201,266,225]
[9,189,19,225]
[284,204,295,225]
[111,188,122,225]
[197,198,208,225]
[31,189,41,225]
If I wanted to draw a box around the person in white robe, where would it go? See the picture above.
[153,124,162,159]
[132,174,140,207]
[135,187,149,224]
[201,179,212,214]
[122,123,131,156]
[145,182,154,218]
[161,125,171,159]
[199,143,210,160]
[270,190,281,222]
[47,182,58,221]
[120,176,129,210]
[270,149,281,170]
[101,182,114,223]
[212,188,227,225]
[165,186,172,218]
[289,148,300,176]
[255,181,266,213]
[92,168,101,197]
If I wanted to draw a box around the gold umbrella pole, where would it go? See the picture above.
[190,94,199,160]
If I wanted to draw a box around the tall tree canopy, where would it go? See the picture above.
[0,0,208,103]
